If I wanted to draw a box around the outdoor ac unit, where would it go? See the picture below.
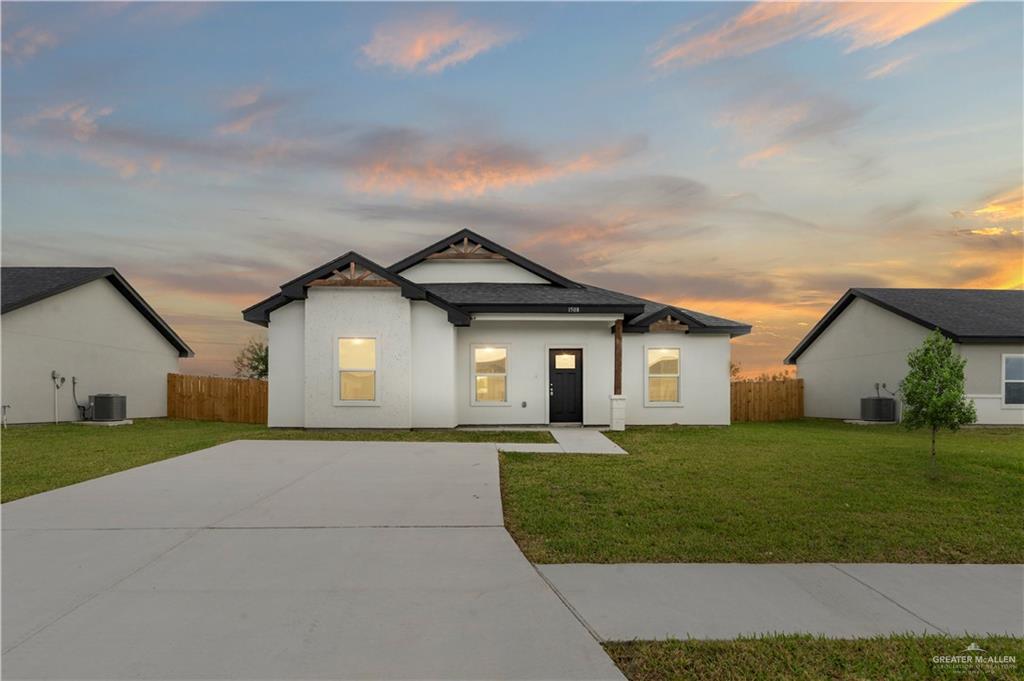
[860,397,895,422]
[89,394,127,421]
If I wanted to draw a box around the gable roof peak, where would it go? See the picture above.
[784,287,1024,364]
[388,229,583,289]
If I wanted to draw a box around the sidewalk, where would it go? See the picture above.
[539,563,1024,641]
[499,429,626,455]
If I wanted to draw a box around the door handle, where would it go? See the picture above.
[549,384,554,396]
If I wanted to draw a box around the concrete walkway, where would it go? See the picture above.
[499,428,626,455]
[539,563,1024,641]
[3,440,623,680]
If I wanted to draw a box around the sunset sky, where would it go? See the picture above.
[3,1,1022,376]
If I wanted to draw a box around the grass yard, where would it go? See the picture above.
[501,420,1024,563]
[605,636,1023,681]
[0,418,552,502]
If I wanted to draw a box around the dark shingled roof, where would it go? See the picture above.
[420,283,642,308]
[785,288,1024,364]
[416,283,750,335]
[2,267,194,357]
[241,230,752,337]
[2,267,113,312]
[581,285,751,333]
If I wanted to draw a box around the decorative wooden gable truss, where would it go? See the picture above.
[649,314,689,333]
[425,236,507,261]
[307,261,398,288]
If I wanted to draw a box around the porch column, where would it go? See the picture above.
[610,319,626,431]
[613,319,623,394]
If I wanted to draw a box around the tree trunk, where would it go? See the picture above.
[931,427,937,459]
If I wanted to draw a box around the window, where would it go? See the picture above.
[338,338,376,401]
[647,347,680,403]
[473,346,507,403]
[1004,354,1024,406]
[554,353,576,369]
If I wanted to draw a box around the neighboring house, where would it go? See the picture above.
[243,229,750,428]
[1,267,193,424]
[785,288,1024,425]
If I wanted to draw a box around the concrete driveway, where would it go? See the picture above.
[2,440,622,680]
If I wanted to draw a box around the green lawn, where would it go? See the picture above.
[501,420,1024,563]
[0,419,552,502]
[605,636,1023,681]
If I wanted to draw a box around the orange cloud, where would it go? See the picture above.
[362,13,515,74]
[351,137,644,197]
[653,2,971,68]
[970,186,1024,223]
[956,252,1024,289]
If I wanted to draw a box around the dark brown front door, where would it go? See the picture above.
[549,349,583,423]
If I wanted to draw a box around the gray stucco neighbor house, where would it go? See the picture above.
[785,288,1024,425]
[1,267,193,424]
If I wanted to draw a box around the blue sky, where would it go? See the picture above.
[3,1,1022,375]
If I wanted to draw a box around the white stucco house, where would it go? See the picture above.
[243,229,751,429]
[1,267,193,424]
[785,288,1024,425]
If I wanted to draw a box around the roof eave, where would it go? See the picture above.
[241,252,459,327]
[105,271,195,357]
[459,303,645,316]
[624,324,751,338]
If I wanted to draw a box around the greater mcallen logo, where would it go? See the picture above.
[931,642,1017,673]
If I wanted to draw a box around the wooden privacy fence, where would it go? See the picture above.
[731,378,804,422]
[167,374,268,424]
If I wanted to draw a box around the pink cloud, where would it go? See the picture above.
[2,26,58,62]
[652,2,971,68]
[739,144,789,168]
[21,102,114,142]
[716,89,863,167]
[350,135,646,197]
[865,54,915,80]
[362,13,516,74]
[215,87,288,136]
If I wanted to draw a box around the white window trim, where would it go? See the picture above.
[644,344,682,407]
[1001,353,1024,409]
[333,334,381,407]
[470,343,510,407]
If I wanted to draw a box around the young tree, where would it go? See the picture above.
[233,338,268,379]
[899,329,976,459]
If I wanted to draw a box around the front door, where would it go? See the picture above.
[549,349,583,423]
